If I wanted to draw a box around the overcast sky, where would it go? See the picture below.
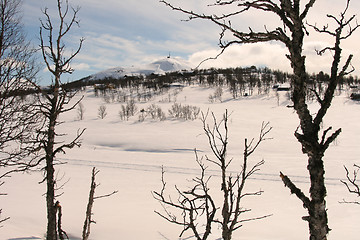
[22,0,360,85]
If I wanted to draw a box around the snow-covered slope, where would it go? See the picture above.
[89,57,194,80]
[1,84,360,240]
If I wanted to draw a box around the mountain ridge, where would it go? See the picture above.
[89,57,194,81]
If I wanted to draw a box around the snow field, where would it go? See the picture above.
[1,84,360,239]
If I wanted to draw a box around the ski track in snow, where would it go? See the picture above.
[60,157,344,186]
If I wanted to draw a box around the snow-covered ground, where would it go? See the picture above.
[1,83,360,240]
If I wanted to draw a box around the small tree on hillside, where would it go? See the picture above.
[34,0,85,239]
[153,110,271,240]
[160,1,358,239]
[77,102,85,120]
[98,104,107,119]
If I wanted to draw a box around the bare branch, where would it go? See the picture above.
[246,121,272,156]
[153,159,216,240]
[341,164,360,205]
[160,0,291,66]
[280,172,311,209]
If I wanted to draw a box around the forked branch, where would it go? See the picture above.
[341,164,360,205]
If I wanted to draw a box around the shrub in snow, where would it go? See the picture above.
[102,92,111,103]
[138,109,146,122]
[116,90,128,103]
[76,102,85,120]
[208,86,223,103]
[119,99,138,121]
[146,104,166,121]
[168,102,200,120]
[98,105,107,119]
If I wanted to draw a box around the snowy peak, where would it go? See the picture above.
[149,57,193,72]
[90,57,194,80]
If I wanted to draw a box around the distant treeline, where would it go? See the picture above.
[64,66,359,98]
[5,66,360,98]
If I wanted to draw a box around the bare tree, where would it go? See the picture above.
[77,102,85,120]
[0,0,40,225]
[34,0,85,239]
[98,104,107,119]
[203,111,272,240]
[160,1,358,239]
[0,0,40,178]
[82,167,118,240]
[153,110,271,240]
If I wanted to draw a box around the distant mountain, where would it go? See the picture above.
[89,57,194,81]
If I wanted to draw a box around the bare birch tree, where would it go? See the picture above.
[0,0,40,178]
[0,0,40,225]
[153,110,271,239]
[160,1,358,239]
[34,0,85,239]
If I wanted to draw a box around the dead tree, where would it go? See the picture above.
[55,201,68,240]
[0,0,41,178]
[153,158,216,240]
[341,164,360,205]
[202,111,271,240]
[35,0,85,239]
[0,0,41,226]
[82,167,118,240]
[82,168,98,240]
[153,110,271,240]
[160,1,358,239]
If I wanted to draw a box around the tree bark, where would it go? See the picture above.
[45,115,57,240]
[290,54,329,240]
[82,167,97,240]
[307,153,328,240]
[44,71,61,240]
[45,162,57,240]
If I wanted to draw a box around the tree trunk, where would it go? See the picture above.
[290,30,329,239]
[222,230,232,240]
[46,83,59,240]
[307,153,328,240]
[46,153,57,240]
[82,167,96,240]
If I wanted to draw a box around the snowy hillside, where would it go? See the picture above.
[89,57,194,80]
[1,82,360,240]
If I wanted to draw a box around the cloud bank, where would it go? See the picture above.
[22,0,360,84]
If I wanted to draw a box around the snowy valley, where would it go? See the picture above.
[1,58,360,240]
